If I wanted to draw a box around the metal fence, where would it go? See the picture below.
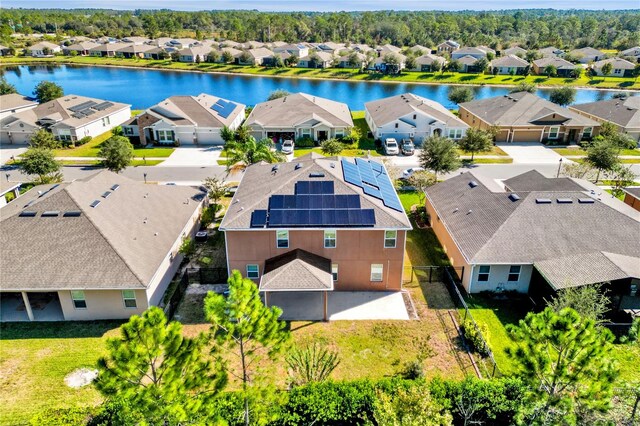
[165,270,190,319]
[184,267,228,285]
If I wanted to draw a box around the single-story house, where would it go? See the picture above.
[337,52,366,68]
[298,51,334,68]
[568,47,605,63]
[121,36,151,45]
[623,187,640,212]
[219,154,412,320]
[317,42,346,55]
[0,171,204,322]
[178,45,210,63]
[166,38,199,49]
[245,93,353,142]
[502,46,527,57]
[489,55,529,75]
[27,41,61,57]
[273,43,309,59]
[236,47,274,65]
[122,93,245,146]
[351,43,374,53]
[569,96,640,143]
[437,40,460,53]
[143,46,168,60]
[0,93,38,120]
[62,41,100,56]
[406,44,430,56]
[89,43,131,57]
[620,46,640,62]
[451,46,495,61]
[456,55,480,73]
[532,56,578,77]
[410,54,446,72]
[0,95,131,145]
[538,46,564,57]
[424,169,639,313]
[458,92,600,143]
[240,40,266,49]
[591,57,636,77]
[365,93,469,144]
[116,43,157,59]
[376,44,403,56]
[370,53,406,74]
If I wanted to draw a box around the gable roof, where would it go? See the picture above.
[457,55,479,65]
[503,46,527,55]
[593,57,636,70]
[220,154,411,231]
[28,41,59,50]
[459,92,599,127]
[569,46,605,57]
[0,93,37,113]
[533,56,576,70]
[260,249,333,291]
[147,93,245,128]
[65,41,100,51]
[0,171,203,291]
[245,93,353,129]
[365,93,468,129]
[490,54,529,68]
[425,171,640,269]
[415,54,445,65]
[503,170,585,192]
[570,96,640,129]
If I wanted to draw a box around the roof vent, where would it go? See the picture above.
[19,211,37,217]
[330,162,335,168]
[102,191,112,198]
[42,211,60,217]
[272,164,279,174]
[309,172,325,178]
[110,184,120,191]
[535,198,552,204]
[468,181,478,188]
[295,163,303,170]
[508,193,520,202]
[63,211,82,217]
[578,198,595,204]
[90,200,101,208]
[556,198,573,204]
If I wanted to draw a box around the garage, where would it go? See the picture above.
[511,129,543,142]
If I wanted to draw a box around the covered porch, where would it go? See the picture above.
[0,291,64,322]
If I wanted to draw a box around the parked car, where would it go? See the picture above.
[281,140,295,154]
[383,138,400,155]
[401,167,425,180]
[401,139,415,156]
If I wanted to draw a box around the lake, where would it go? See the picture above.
[1,64,636,110]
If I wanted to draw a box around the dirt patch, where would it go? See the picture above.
[64,368,98,388]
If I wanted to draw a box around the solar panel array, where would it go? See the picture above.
[68,101,98,112]
[250,180,376,228]
[93,101,114,111]
[211,99,238,119]
[340,159,403,212]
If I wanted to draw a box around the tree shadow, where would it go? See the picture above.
[459,75,478,82]
[0,320,123,340]
[587,79,604,85]
[295,69,312,75]
[619,81,634,87]
[533,77,547,83]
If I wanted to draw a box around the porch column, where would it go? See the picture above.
[323,291,328,322]
[264,291,269,308]
[21,292,34,321]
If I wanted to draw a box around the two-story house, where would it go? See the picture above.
[219,154,412,320]
[365,93,469,144]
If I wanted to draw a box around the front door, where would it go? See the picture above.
[568,129,577,142]
[317,130,328,141]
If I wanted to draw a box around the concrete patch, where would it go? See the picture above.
[0,147,27,165]
[329,291,409,320]
[64,368,98,388]
[496,143,565,164]
[159,147,224,167]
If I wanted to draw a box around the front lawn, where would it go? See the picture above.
[457,146,509,157]
[53,130,175,158]
[553,147,640,157]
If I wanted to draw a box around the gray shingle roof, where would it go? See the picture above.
[0,93,37,113]
[570,96,640,129]
[365,93,468,129]
[624,187,640,199]
[503,170,585,192]
[533,56,576,70]
[147,93,245,128]
[260,249,333,291]
[0,171,202,291]
[490,54,529,68]
[220,154,411,230]
[459,92,599,127]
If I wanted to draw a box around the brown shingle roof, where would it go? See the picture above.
[260,249,333,291]
[570,96,640,129]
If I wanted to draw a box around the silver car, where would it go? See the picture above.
[384,138,400,155]
[281,140,295,154]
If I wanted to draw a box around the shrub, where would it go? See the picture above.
[461,319,491,356]
[295,136,315,148]
[76,136,92,146]
[320,138,344,155]
[178,237,196,257]
[199,257,212,266]
[200,205,217,228]
[30,406,94,425]
[399,360,424,380]
[620,317,640,344]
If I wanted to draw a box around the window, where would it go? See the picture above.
[324,230,336,248]
[370,264,384,282]
[157,130,175,143]
[477,265,490,282]
[508,265,521,282]
[583,127,593,138]
[71,290,87,309]
[413,114,417,119]
[448,128,463,139]
[384,230,397,248]
[335,129,344,138]
[614,68,621,75]
[395,123,399,128]
[301,128,311,137]
[332,264,338,281]
[57,134,72,142]
[246,264,259,279]
[123,126,134,136]
[101,116,110,126]
[122,290,137,308]
[548,126,560,139]
[276,230,289,248]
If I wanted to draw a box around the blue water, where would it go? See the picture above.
[2,64,636,110]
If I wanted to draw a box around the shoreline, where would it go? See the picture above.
[2,58,638,92]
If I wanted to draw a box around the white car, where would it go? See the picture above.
[281,140,295,154]
[384,138,400,155]
[401,167,425,180]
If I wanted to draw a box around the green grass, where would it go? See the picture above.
[553,148,640,157]
[53,130,175,158]
[604,189,625,200]
[457,146,509,157]
[293,147,381,158]
[462,157,514,164]
[3,55,640,89]
[58,159,164,167]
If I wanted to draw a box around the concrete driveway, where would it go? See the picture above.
[159,146,224,167]
[267,291,409,321]
[496,143,566,164]
[0,147,27,165]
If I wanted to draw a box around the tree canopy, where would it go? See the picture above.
[0,77,17,95]
[548,86,577,106]
[97,135,134,173]
[32,80,64,103]
[19,147,62,184]
[447,86,474,105]
[419,135,461,179]
[457,128,493,160]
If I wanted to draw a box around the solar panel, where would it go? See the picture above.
[110,184,120,191]
[211,99,238,119]
[68,100,98,112]
[356,158,378,186]
[269,195,285,209]
[295,181,310,194]
[93,101,114,111]
[80,108,96,117]
[250,210,268,228]
[341,158,403,212]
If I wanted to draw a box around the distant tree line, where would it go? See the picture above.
[1,9,639,50]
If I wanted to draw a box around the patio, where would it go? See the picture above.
[0,292,65,322]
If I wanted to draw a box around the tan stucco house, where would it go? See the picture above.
[569,96,640,144]
[0,171,204,322]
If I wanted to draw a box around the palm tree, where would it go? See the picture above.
[225,137,284,171]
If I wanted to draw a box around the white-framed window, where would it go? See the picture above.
[122,290,137,308]
[157,130,175,143]
[101,116,110,126]
[335,129,344,138]
[448,128,463,139]
[614,68,621,75]
[70,290,87,309]
[477,265,491,282]
[246,264,259,279]
[276,230,289,248]
[123,126,134,136]
[548,126,560,139]
[384,230,397,248]
[583,127,593,138]
[332,264,338,281]
[57,134,72,142]
[508,265,521,282]
[324,230,336,248]
[301,128,311,137]
[370,264,384,282]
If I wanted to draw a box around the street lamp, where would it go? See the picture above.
[5,173,10,182]
[143,172,147,183]
[556,158,563,178]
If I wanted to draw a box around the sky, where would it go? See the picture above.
[2,0,639,11]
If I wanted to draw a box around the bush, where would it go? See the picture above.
[461,319,491,356]
[30,406,94,425]
[295,136,315,148]
[320,138,344,156]
[399,360,424,380]
[199,257,212,266]
[200,205,217,228]
[76,136,92,146]
[620,317,640,344]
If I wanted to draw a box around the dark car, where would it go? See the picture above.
[401,139,415,156]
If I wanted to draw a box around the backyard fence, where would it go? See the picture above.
[165,270,190,320]
[184,267,228,285]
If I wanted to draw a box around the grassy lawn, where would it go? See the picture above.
[553,148,640,157]
[53,130,175,158]
[457,146,509,157]
[3,55,640,89]
[462,157,513,164]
